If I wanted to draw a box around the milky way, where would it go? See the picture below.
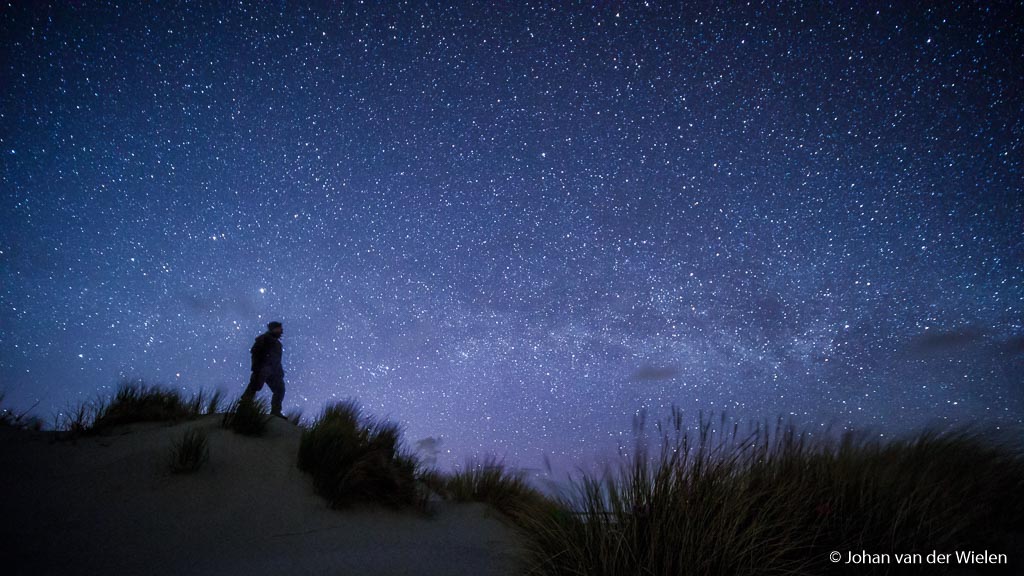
[2,1,1021,476]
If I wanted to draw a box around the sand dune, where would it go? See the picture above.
[0,415,528,576]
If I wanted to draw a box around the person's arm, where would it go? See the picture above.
[250,336,266,371]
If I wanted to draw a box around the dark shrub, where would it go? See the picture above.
[205,388,224,415]
[517,408,1024,576]
[444,455,554,519]
[169,428,210,473]
[221,396,270,437]
[90,380,196,432]
[297,400,421,509]
[51,381,216,437]
[0,393,43,431]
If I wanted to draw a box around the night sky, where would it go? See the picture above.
[2,1,1021,477]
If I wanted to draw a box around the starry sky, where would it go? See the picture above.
[1,1,1021,477]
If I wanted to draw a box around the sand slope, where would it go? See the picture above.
[0,415,529,576]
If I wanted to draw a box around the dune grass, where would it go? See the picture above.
[202,389,224,417]
[0,393,44,431]
[168,427,210,474]
[54,399,95,435]
[91,382,198,432]
[297,400,423,510]
[513,408,1024,576]
[286,408,304,426]
[438,455,556,519]
[52,379,224,436]
[221,395,271,436]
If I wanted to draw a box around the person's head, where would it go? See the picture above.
[267,321,283,338]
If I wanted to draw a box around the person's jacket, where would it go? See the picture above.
[250,332,284,374]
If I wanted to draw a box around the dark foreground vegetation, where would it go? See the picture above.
[0,392,44,431]
[311,403,1023,575]
[3,384,1021,575]
[298,400,423,510]
[221,395,271,436]
[508,409,1024,576]
[38,379,224,435]
[423,454,555,519]
[168,427,210,473]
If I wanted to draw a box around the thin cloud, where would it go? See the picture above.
[631,364,680,382]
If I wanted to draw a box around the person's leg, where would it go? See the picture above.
[242,369,265,402]
[267,373,285,416]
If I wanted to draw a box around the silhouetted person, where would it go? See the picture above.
[242,321,286,418]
